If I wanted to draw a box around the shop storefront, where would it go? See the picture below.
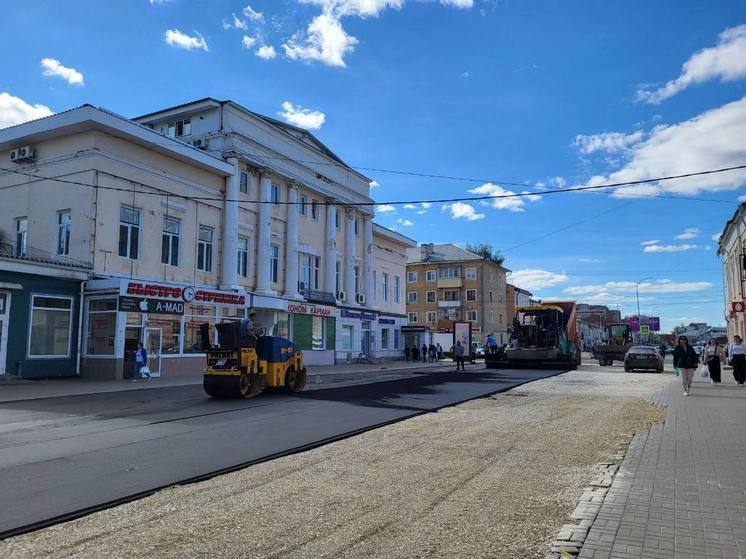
[252,295,337,366]
[375,314,407,361]
[81,278,247,379]
[0,262,86,379]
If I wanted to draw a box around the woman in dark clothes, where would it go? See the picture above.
[729,335,746,385]
[673,335,699,396]
[703,339,724,384]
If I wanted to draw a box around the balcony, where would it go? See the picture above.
[438,300,462,309]
[0,241,92,270]
[437,277,462,289]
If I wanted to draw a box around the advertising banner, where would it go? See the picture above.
[628,316,640,332]
[453,321,472,350]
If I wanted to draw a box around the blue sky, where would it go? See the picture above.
[2,0,746,331]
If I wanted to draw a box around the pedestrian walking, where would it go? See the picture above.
[412,345,420,362]
[728,335,746,385]
[428,344,437,363]
[453,341,466,371]
[404,345,411,362]
[436,343,443,361]
[704,339,724,384]
[421,344,428,364]
[133,342,150,381]
[673,335,699,396]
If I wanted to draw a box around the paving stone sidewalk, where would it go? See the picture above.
[578,369,746,559]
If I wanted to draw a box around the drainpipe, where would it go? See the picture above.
[75,280,84,376]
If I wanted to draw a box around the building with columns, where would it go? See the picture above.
[0,99,412,379]
[718,204,746,341]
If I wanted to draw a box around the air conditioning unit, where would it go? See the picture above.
[337,291,346,302]
[10,146,35,163]
[356,293,366,304]
[192,136,208,149]
[298,281,307,292]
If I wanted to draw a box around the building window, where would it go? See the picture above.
[301,255,319,289]
[311,199,318,220]
[382,273,389,301]
[407,291,417,303]
[86,298,117,355]
[313,256,320,289]
[354,266,360,295]
[197,226,214,272]
[373,271,377,302]
[408,312,418,323]
[394,276,400,303]
[335,210,340,229]
[467,310,478,321]
[341,325,353,350]
[489,272,494,282]
[13,217,27,257]
[118,206,140,259]
[270,245,279,283]
[407,271,417,283]
[57,210,71,256]
[439,267,460,279]
[336,261,341,293]
[239,172,249,194]
[28,295,73,357]
[443,290,460,301]
[161,217,180,266]
[237,236,249,278]
[427,311,436,324]
[466,267,477,280]
[167,119,191,138]
[271,183,280,205]
[394,329,400,349]
[299,195,307,216]
[426,270,436,282]
[426,291,436,303]
[183,303,215,353]
[489,291,493,302]
[466,289,477,301]
[354,218,360,235]
[381,328,389,349]
[490,311,495,323]
[500,313,503,325]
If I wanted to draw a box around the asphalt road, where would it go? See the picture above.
[0,367,563,538]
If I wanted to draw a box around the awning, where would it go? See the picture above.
[0,282,22,290]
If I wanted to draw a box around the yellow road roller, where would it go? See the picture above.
[201,320,307,398]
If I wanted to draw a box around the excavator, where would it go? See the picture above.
[200,319,307,398]
[594,322,632,366]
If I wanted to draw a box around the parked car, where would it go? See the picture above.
[472,342,485,358]
[624,345,664,373]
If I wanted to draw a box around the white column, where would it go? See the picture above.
[255,170,273,294]
[220,157,239,290]
[325,201,337,297]
[285,183,300,299]
[345,208,356,304]
[363,215,374,308]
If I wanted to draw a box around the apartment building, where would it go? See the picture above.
[0,100,411,379]
[718,204,746,340]
[404,243,508,347]
[506,283,533,326]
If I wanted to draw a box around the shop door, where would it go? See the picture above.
[144,328,162,378]
[0,292,9,375]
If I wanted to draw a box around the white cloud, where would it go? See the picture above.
[402,203,417,210]
[283,14,358,67]
[256,45,277,60]
[640,240,661,246]
[712,233,721,242]
[278,101,325,129]
[241,35,257,49]
[243,4,264,21]
[397,218,414,226]
[40,58,84,85]
[511,269,569,291]
[739,195,746,202]
[376,204,396,213]
[467,182,541,212]
[565,280,712,296]
[582,97,746,198]
[441,0,473,7]
[675,227,700,240]
[442,202,485,221]
[420,202,432,209]
[578,257,604,263]
[637,24,746,104]
[573,130,644,155]
[224,13,249,30]
[0,92,53,129]
[164,29,208,51]
[643,243,698,253]
[298,0,405,18]
[149,0,173,4]
[369,180,380,189]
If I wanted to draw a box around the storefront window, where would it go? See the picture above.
[312,316,324,350]
[184,303,216,353]
[220,307,246,320]
[272,312,290,338]
[86,298,117,355]
[126,312,143,326]
[145,315,182,354]
[381,328,389,349]
[341,325,353,350]
[29,295,73,357]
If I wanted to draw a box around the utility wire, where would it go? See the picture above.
[1,164,744,206]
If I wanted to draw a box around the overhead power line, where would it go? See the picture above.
[1,164,745,207]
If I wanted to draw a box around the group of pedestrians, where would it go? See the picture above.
[404,343,443,363]
[672,335,746,396]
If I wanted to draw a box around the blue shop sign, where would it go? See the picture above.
[378,318,395,324]
[341,309,377,320]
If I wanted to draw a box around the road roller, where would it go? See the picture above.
[201,319,307,398]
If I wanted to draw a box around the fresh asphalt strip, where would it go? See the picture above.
[0,368,567,540]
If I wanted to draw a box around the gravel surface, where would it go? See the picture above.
[1,368,670,559]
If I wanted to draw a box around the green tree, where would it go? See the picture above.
[466,243,504,266]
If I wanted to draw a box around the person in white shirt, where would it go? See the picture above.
[728,335,746,386]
